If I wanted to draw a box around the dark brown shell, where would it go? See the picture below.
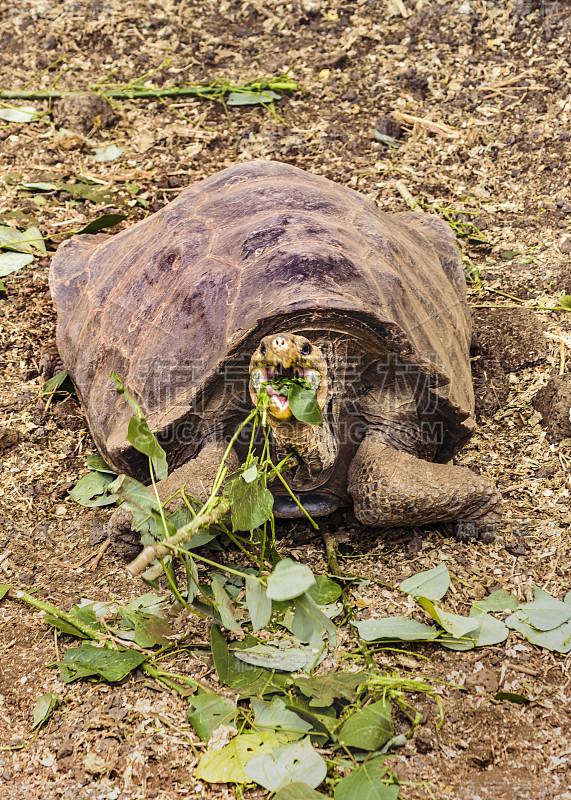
[49,160,475,476]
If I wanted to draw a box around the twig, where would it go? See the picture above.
[127,499,230,576]
[395,181,422,211]
[391,110,460,138]
[88,539,111,571]
[321,530,375,668]
[503,661,540,677]
[557,326,566,375]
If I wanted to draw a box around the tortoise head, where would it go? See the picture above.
[249,333,327,421]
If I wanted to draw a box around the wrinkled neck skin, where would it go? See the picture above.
[267,410,338,487]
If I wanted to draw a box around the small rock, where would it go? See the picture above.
[83,752,107,775]
[560,237,571,254]
[533,375,571,442]
[52,93,118,135]
[374,113,403,140]
[415,727,434,753]
[473,307,548,373]
[55,505,68,517]
[464,666,499,694]
[0,427,22,454]
[51,398,85,431]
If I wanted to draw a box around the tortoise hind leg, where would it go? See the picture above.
[347,434,502,543]
[108,438,239,560]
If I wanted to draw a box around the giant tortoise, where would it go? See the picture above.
[47,160,502,541]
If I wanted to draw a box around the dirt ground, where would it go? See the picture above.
[1,0,571,798]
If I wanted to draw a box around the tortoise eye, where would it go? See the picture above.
[301,342,311,356]
[260,343,267,356]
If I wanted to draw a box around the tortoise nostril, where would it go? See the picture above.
[274,336,287,349]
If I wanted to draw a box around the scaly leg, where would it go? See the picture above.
[109,438,238,558]
[347,434,502,543]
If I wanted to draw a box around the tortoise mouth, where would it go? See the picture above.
[250,366,323,420]
[256,365,314,381]
[249,333,327,422]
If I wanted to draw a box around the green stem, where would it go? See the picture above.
[269,455,319,529]
[8,588,105,642]
[0,78,301,102]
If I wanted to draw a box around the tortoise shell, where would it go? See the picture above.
[49,160,475,478]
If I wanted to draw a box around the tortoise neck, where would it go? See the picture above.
[268,412,337,485]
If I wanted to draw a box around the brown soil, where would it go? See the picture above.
[1,1,571,799]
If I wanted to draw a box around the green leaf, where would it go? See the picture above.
[212,575,240,632]
[399,562,450,600]
[505,613,571,653]
[515,586,571,631]
[252,697,312,739]
[108,474,159,518]
[196,732,280,784]
[500,250,519,261]
[0,224,45,255]
[441,612,508,650]
[224,471,274,531]
[19,182,59,191]
[0,251,34,277]
[60,181,115,204]
[275,783,329,800]
[0,106,40,122]
[32,693,60,729]
[266,559,316,601]
[417,597,479,639]
[187,691,237,742]
[292,592,337,647]
[90,144,124,162]
[42,370,69,397]
[211,625,263,688]
[560,294,571,311]
[245,736,327,792]
[237,669,292,699]
[85,453,116,473]
[307,574,342,605]
[471,589,519,614]
[494,691,532,704]
[118,607,172,648]
[227,90,281,106]
[242,464,258,483]
[109,372,142,416]
[234,644,308,672]
[56,643,147,683]
[0,585,10,601]
[246,577,272,632]
[337,699,393,751]
[284,696,337,739]
[294,672,366,707]
[354,617,440,643]
[287,384,323,426]
[68,471,116,507]
[75,213,128,235]
[334,758,398,800]
[126,416,168,480]
[43,602,103,638]
[373,130,400,149]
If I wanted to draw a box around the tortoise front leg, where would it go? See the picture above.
[109,438,239,558]
[347,434,502,543]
